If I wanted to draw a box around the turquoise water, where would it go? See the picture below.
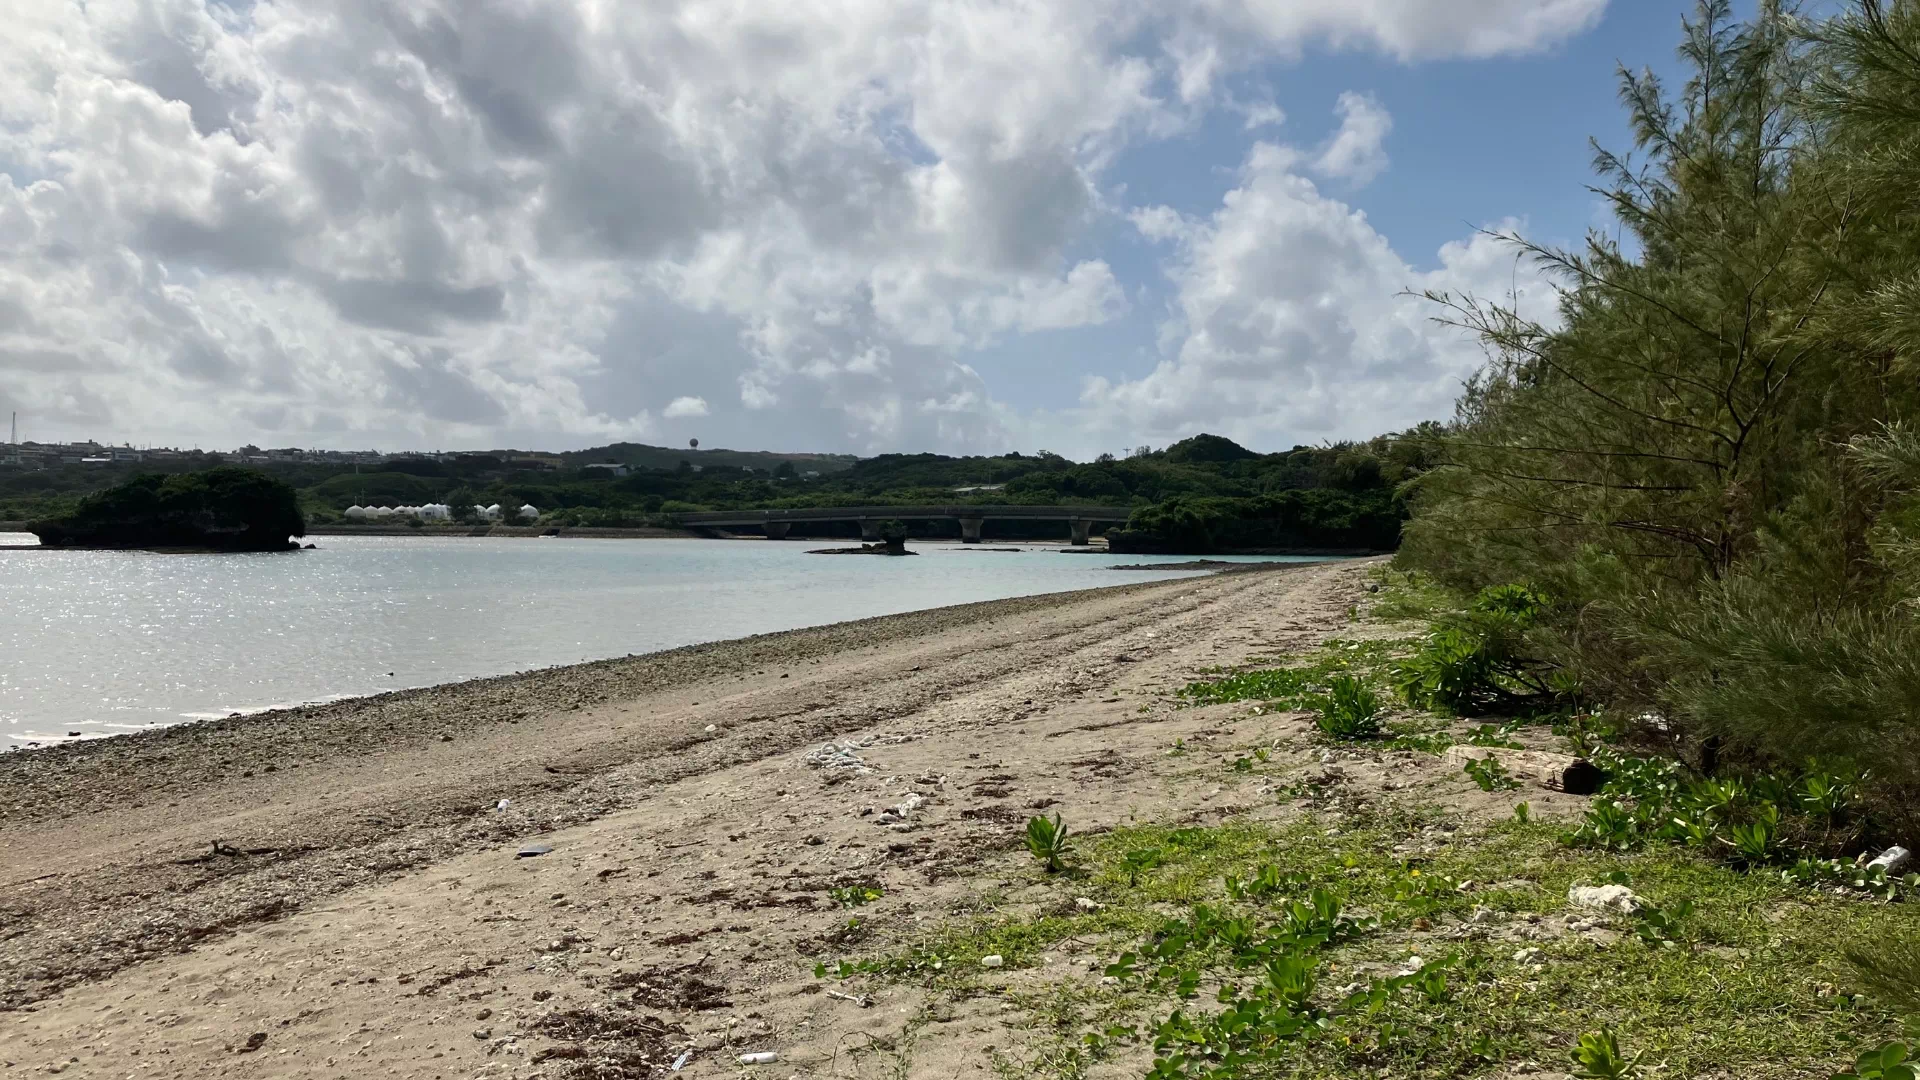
[0,534,1338,744]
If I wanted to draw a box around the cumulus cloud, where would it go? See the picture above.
[1078,138,1560,450]
[663,396,710,419]
[0,0,1602,453]
[1312,92,1393,187]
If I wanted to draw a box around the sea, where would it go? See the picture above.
[0,534,1339,745]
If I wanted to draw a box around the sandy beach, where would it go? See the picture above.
[0,557,1565,1078]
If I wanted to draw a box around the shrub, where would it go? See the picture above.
[1316,676,1382,739]
[1392,584,1564,714]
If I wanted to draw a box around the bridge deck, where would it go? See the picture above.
[675,504,1134,526]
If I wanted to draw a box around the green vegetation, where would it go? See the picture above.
[1463,755,1519,793]
[1,432,1414,551]
[1834,1043,1918,1080]
[812,815,1920,1078]
[1026,814,1073,873]
[1394,0,1920,835]
[1105,489,1402,555]
[29,467,305,551]
[1176,639,1401,710]
[1315,676,1382,740]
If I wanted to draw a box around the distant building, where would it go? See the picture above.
[952,484,1006,494]
[582,463,629,477]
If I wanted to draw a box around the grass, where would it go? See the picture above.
[1177,638,1403,712]
[813,812,1918,1078]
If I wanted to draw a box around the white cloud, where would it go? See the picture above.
[1312,92,1392,187]
[663,396,709,419]
[1076,140,1559,450]
[0,0,1602,454]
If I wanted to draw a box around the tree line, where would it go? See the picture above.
[1397,0,1920,831]
[3,432,1423,551]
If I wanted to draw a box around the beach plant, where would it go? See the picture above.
[1026,813,1071,873]
[1570,1028,1641,1078]
[1316,676,1382,740]
[1120,847,1163,887]
[1631,900,1694,947]
[829,884,885,909]
[1833,1043,1917,1080]
[1464,754,1520,792]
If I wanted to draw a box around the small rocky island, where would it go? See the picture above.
[806,518,914,555]
[31,467,308,551]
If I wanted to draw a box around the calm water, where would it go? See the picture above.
[0,534,1337,744]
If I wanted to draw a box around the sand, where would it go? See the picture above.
[0,557,1568,1078]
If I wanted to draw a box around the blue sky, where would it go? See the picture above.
[965,1,1703,426]
[0,0,1827,457]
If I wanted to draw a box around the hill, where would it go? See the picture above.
[558,442,858,475]
[2,432,1429,551]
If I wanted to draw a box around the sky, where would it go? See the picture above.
[0,0,1747,458]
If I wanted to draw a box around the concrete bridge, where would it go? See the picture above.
[673,504,1135,545]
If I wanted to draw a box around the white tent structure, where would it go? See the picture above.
[344,505,368,520]
[516,504,539,520]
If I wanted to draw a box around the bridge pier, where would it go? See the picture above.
[859,518,882,543]
[1069,518,1091,546]
[764,521,791,540]
[958,517,984,543]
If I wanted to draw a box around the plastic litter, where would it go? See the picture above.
[1868,846,1913,875]
[979,954,1005,969]
[517,843,554,858]
[875,792,927,826]
[804,733,921,774]
[737,1051,779,1065]
[494,799,511,812]
[671,1048,694,1071]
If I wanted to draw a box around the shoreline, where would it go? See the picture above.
[0,557,1387,1069]
[0,559,1316,808]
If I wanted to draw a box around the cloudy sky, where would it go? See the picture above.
[0,0,1711,457]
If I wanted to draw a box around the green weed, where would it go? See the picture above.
[1569,1027,1640,1078]
[1464,754,1519,792]
[1315,676,1382,740]
[1834,1043,1919,1080]
[1027,813,1072,873]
